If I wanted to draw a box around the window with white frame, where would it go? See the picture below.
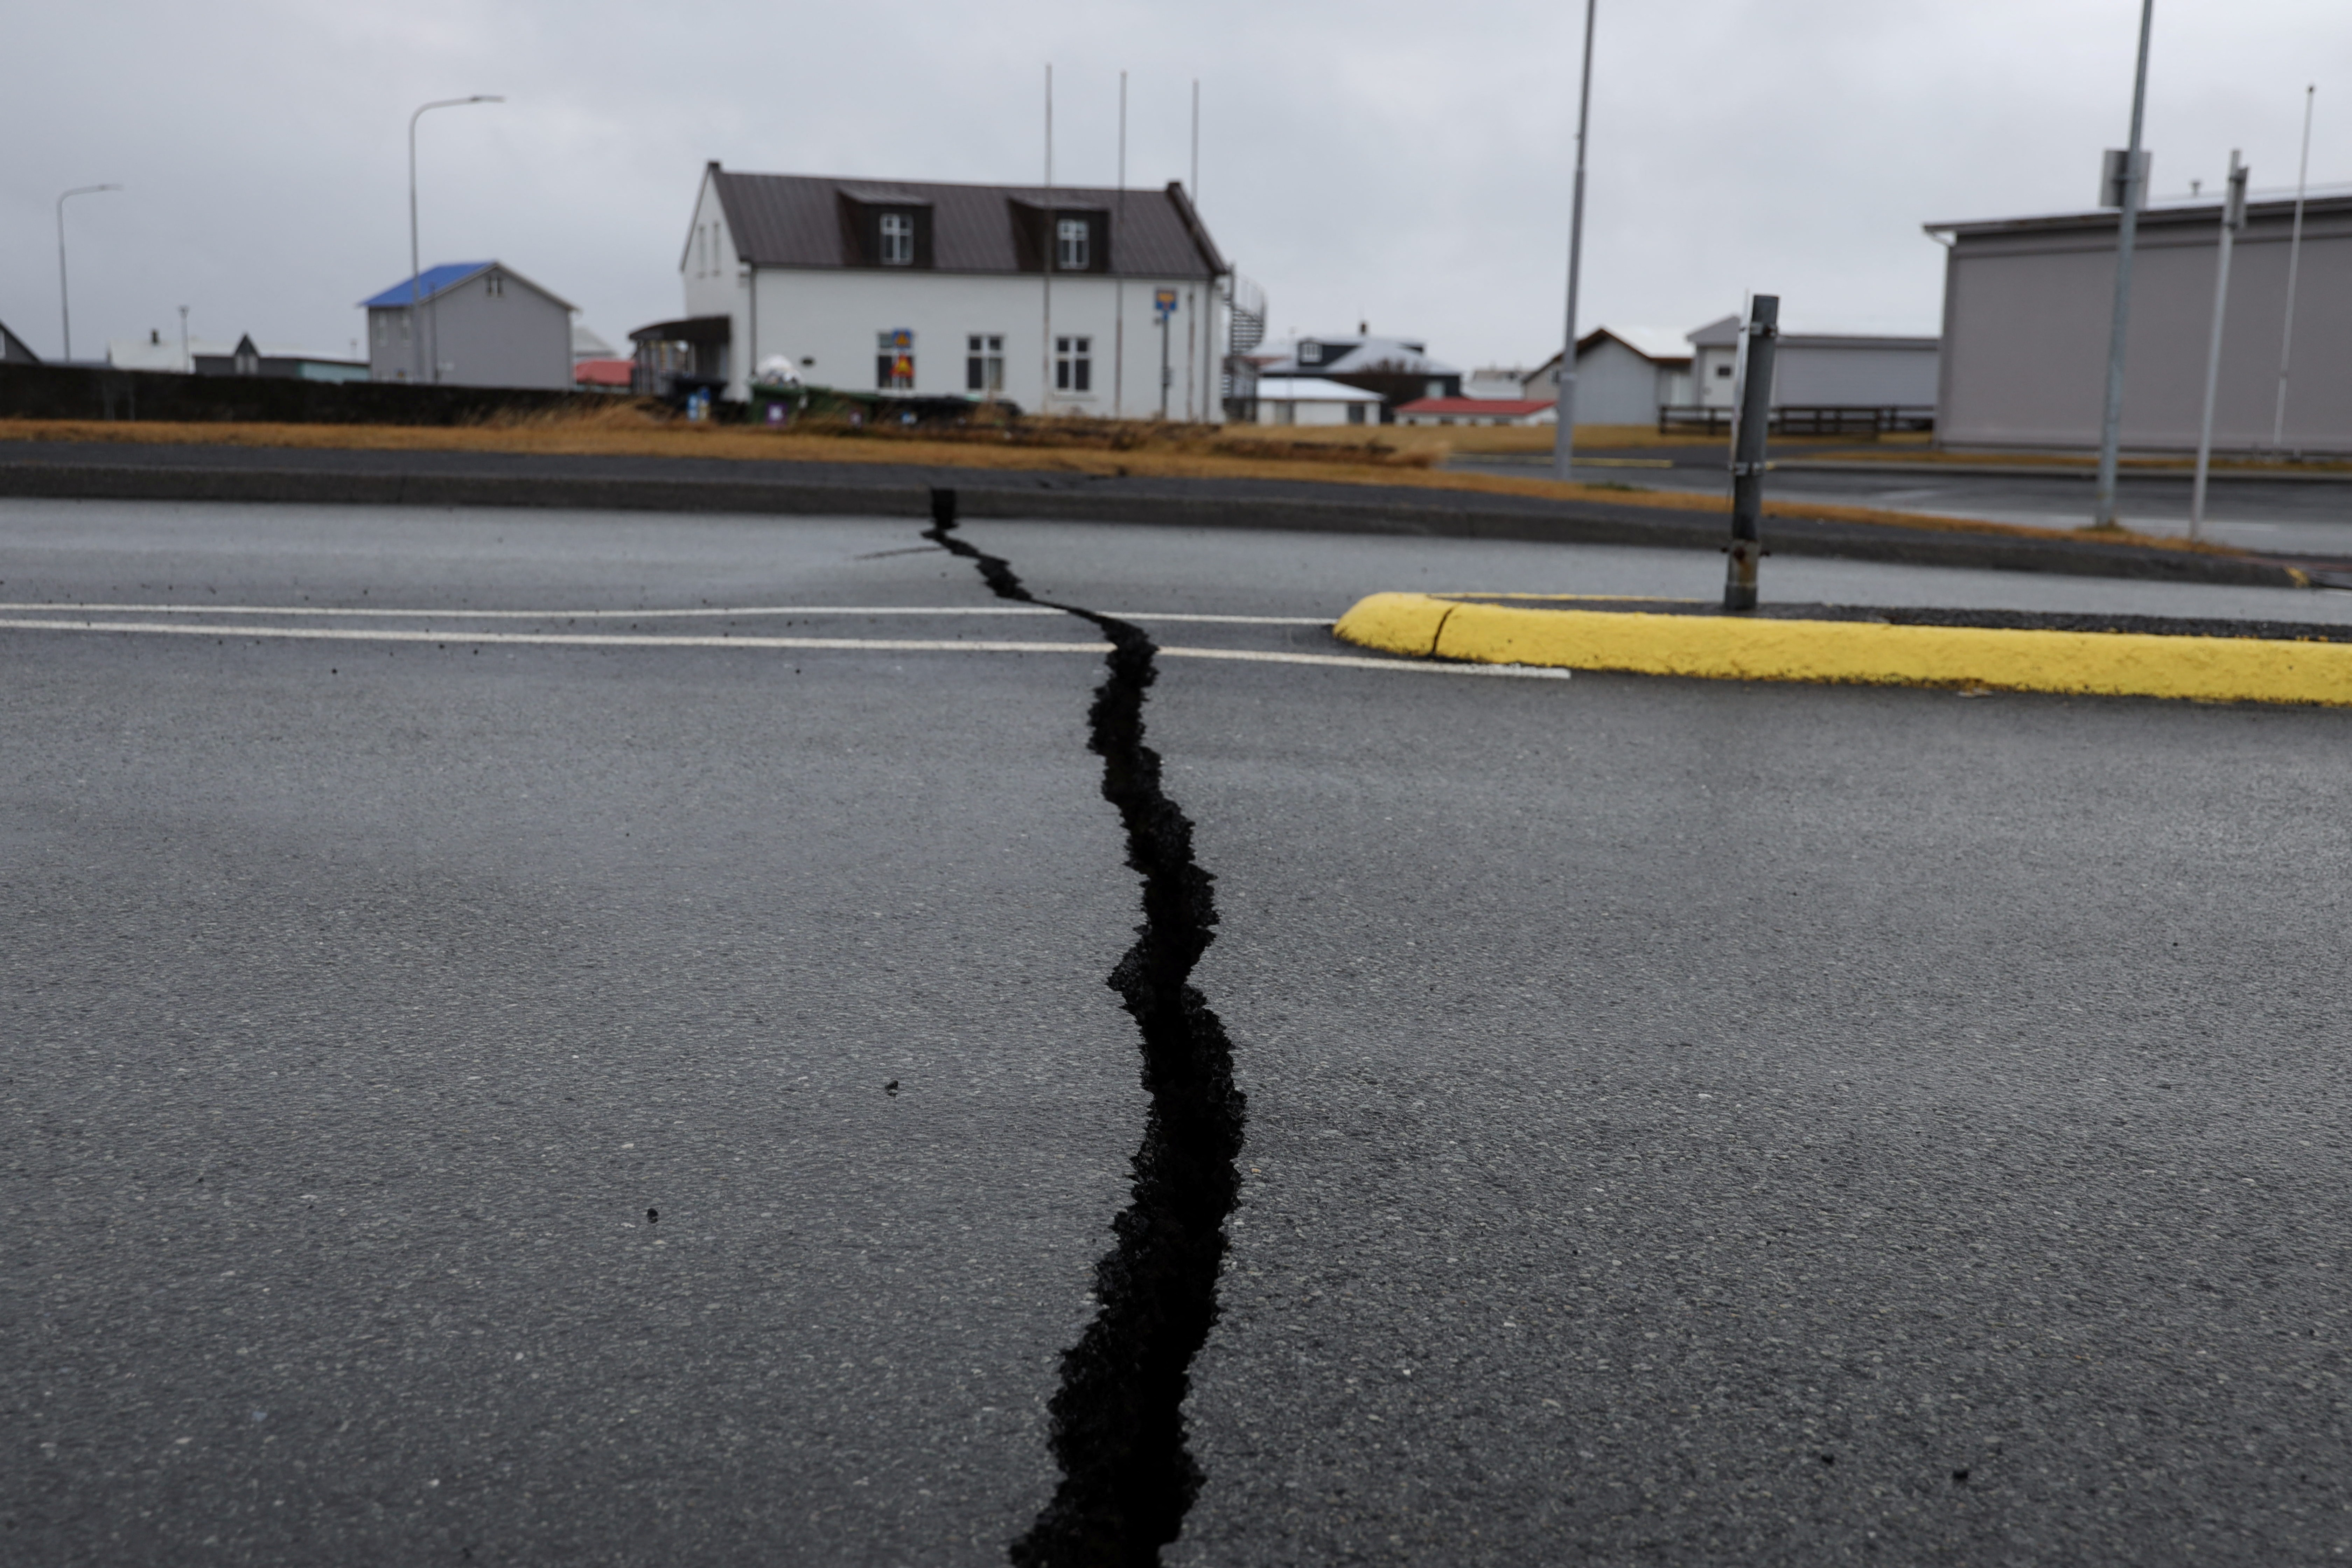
[1055,335,1092,393]
[966,334,1004,394]
[880,212,915,266]
[1056,217,1089,271]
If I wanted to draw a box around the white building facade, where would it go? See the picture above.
[672,162,1227,420]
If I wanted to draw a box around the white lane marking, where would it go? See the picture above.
[0,617,1569,678]
[0,619,1102,654]
[0,601,1329,625]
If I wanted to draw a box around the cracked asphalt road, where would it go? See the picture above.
[7,498,2352,1565]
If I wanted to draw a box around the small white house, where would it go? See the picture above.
[665,162,1228,419]
[1250,376,1386,426]
[1526,327,1693,425]
[361,261,575,388]
[1685,315,1938,411]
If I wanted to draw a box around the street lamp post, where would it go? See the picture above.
[2092,0,2156,530]
[57,184,123,364]
[1550,0,1598,483]
[408,96,503,384]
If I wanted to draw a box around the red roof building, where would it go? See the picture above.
[574,357,634,390]
[1394,396,1555,427]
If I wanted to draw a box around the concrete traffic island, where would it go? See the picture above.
[1334,591,2352,706]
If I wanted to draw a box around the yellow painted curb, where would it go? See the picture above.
[1331,592,2352,707]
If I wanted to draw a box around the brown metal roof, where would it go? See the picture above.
[709,168,1224,278]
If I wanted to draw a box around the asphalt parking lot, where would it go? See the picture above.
[7,497,2351,1564]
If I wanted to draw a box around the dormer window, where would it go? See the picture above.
[1056,218,1090,271]
[880,212,915,266]
[1298,341,1322,366]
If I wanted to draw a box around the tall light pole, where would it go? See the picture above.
[2272,84,2316,453]
[1550,0,1598,483]
[57,184,123,364]
[2092,0,2156,530]
[408,95,503,384]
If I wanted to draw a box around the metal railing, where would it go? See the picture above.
[1657,404,1934,438]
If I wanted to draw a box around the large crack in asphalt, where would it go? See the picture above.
[919,488,1248,1566]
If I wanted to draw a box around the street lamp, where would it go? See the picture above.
[1550,0,1598,483]
[57,184,123,364]
[408,95,504,384]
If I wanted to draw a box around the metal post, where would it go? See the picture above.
[1114,71,1127,419]
[408,96,502,385]
[1724,294,1779,612]
[1550,0,1599,483]
[1159,308,1171,419]
[177,304,189,372]
[2273,84,2315,453]
[1041,64,1054,415]
[56,184,122,363]
[2191,153,2247,539]
[1184,287,1197,421]
[2092,0,2156,529]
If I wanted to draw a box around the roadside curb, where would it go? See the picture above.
[0,449,2328,590]
[1331,592,2352,707]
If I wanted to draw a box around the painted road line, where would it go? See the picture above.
[1331,592,2352,706]
[0,602,1330,626]
[0,617,1567,679]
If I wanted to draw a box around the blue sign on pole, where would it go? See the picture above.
[1153,288,1178,322]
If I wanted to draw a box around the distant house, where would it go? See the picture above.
[654,161,1227,417]
[1248,376,1386,426]
[2,320,39,364]
[1395,396,1555,427]
[575,358,634,391]
[572,322,618,364]
[1253,335,1461,420]
[107,329,366,380]
[1524,327,1692,425]
[1684,315,1937,412]
[362,261,575,388]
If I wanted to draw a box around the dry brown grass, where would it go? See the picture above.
[0,410,2248,558]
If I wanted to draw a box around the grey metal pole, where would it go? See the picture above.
[1041,64,1054,415]
[177,304,189,372]
[1160,308,1171,419]
[1550,0,1598,484]
[408,96,502,385]
[1114,70,1127,419]
[1724,294,1779,612]
[2190,153,2247,539]
[2092,0,2156,529]
[2272,85,2315,453]
[56,184,122,363]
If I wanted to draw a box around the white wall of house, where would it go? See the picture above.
[742,267,1223,418]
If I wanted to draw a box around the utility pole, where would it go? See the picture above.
[1724,294,1779,612]
[2092,0,2156,529]
[1041,64,1054,415]
[2273,85,2315,453]
[2190,153,2247,539]
[1550,0,1598,483]
[408,96,502,384]
[56,184,122,363]
[177,304,190,372]
[1114,70,1127,419]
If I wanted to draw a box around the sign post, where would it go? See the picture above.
[1724,294,1780,612]
[1154,288,1178,420]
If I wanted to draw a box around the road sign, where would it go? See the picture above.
[1153,289,1178,322]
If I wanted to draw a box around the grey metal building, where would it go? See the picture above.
[1927,194,2352,454]
[362,262,575,388]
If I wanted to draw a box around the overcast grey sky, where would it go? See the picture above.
[6,1,2348,371]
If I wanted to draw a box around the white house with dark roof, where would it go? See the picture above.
[670,161,1228,418]
[361,262,575,388]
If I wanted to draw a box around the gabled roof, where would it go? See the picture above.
[360,262,575,312]
[705,166,1224,278]
[1257,335,1460,377]
[1,319,38,364]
